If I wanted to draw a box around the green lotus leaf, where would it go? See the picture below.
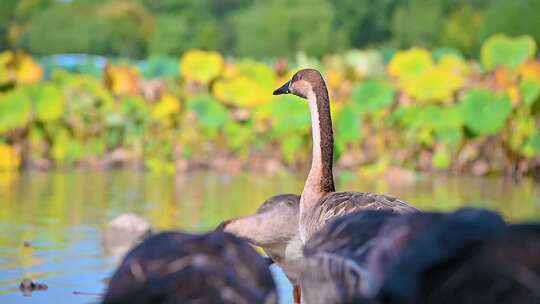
[269,95,310,137]
[432,146,451,169]
[335,104,362,155]
[481,34,537,71]
[352,80,395,113]
[51,128,82,165]
[523,130,540,157]
[519,79,540,107]
[0,88,31,133]
[458,89,512,135]
[188,94,230,138]
[30,83,64,122]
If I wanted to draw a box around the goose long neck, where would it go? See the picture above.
[302,85,335,209]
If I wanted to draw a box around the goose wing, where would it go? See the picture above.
[314,192,420,231]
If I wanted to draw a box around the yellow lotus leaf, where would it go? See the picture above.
[438,54,470,77]
[0,143,21,171]
[15,53,43,84]
[519,60,540,82]
[213,76,271,108]
[388,48,433,80]
[0,51,14,84]
[223,62,238,79]
[104,64,140,96]
[152,93,181,120]
[507,85,520,106]
[402,64,464,102]
[327,69,345,92]
[180,49,224,84]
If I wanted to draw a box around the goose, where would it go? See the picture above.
[273,69,420,243]
[219,194,303,304]
[379,223,540,304]
[102,230,277,304]
[301,208,506,303]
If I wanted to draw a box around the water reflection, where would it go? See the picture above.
[0,170,538,303]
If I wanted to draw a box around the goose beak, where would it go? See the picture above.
[273,80,291,95]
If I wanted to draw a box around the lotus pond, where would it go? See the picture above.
[0,170,539,304]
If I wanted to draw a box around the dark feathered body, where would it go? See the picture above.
[301,208,506,304]
[379,223,540,304]
[102,231,277,304]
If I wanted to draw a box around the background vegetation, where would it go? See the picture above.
[2,0,540,58]
[0,0,539,178]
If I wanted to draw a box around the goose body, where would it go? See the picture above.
[273,69,419,243]
[102,230,277,304]
[220,194,303,285]
[301,208,506,304]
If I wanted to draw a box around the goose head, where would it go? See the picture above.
[220,194,299,248]
[273,69,326,99]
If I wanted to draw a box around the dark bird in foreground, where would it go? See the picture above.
[102,230,277,304]
[301,208,507,304]
[379,223,540,304]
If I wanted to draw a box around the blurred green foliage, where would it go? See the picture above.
[0,34,539,176]
[2,0,540,58]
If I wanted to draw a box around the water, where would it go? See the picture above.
[0,170,539,303]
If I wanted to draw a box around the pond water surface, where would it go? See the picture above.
[0,170,539,303]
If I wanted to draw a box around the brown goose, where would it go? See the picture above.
[273,69,419,243]
[102,230,277,304]
[219,194,303,303]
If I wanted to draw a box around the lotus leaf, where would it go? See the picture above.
[391,104,462,146]
[335,104,362,155]
[481,34,536,71]
[458,89,512,135]
[51,129,82,165]
[152,93,181,121]
[432,146,451,169]
[388,48,433,80]
[142,56,179,79]
[519,60,540,82]
[281,136,303,163]
[180,50,224,84]
[352,80,395,113]
[508,113,536,152]
[187,94,230,138]
[0,51,13,84]
[213,60,275,107]
[438,54,470,76]
[104,64,140,96]
[268,95,310,137]
[402,64,464,102]
[15,53,44,84]
[0,143,20,171]
[213,76,270,107]
[519,79,540,107]
[225,121,253,155]
[236,60,275,88]
[523,130,540,157]
[0,89,31,133]
[432,48,463,61]
[31,84,64,122]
